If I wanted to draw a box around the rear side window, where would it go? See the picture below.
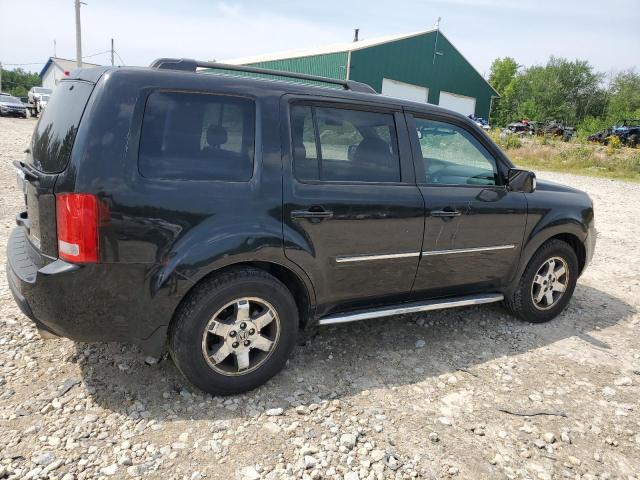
[291,105,400,183]
[30,81,94,173]
[139,91,255,181]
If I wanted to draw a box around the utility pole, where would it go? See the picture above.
[111,38,114,66]
[74,0,83,67]
[54,39,57,57]
[0,62,3,92]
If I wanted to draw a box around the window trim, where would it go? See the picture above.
[136,88,258,183]
[405,111,511,188]
[288,99,410,186]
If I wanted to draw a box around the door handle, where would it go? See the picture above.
[291,206,334,221]
[430,208,462,217]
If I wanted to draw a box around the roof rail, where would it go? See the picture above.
[149,58,377,94]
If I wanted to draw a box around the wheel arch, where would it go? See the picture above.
[507,222,588,297]
[141,260,316,358]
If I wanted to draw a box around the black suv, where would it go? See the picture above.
[8,59,596,394]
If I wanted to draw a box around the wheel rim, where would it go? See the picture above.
[201,297,280,376]
[530,256,569,310]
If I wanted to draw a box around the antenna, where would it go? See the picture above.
[432,17,443,64]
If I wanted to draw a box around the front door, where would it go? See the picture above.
[282,100,425,316]
[407,114,527,298]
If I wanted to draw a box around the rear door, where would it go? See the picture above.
[282,97,425,316]
[407,113,527,298]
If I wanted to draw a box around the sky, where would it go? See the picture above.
[1,0,638,78]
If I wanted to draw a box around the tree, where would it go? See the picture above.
[606,69,640,121]
[488,57,518,126]
[488,56,606,127]
[1,68,41,98]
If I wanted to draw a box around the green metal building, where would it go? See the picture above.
[225,29,498,118]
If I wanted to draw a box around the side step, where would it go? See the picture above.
[317,293,504,326]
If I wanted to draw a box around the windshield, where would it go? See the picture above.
[33,87,52,94]
[41,95,50,101]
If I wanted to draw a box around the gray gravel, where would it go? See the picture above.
[1,116,639,479]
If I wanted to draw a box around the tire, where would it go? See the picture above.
[504,239,578,323]
[169,267,298,395]
[628,134,639,148]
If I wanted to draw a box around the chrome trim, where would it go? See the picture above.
[318,293,504,325]
[336,252,421,263]
[422,244,515,256]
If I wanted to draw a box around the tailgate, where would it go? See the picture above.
[15,79,95,260]
[14,161,59,259]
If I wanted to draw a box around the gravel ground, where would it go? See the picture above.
[0,116,639,480]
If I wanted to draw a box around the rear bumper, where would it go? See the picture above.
[6,227,172,355]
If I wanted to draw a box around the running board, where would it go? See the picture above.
[318,293,504,326]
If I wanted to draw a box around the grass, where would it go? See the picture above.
[489,131,640,182]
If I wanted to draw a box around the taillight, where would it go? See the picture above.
[56,193,100,263]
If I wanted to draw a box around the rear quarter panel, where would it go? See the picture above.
[59,69,306,340]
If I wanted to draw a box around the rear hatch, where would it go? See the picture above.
[14,80,95,260]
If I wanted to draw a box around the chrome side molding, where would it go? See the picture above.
[422,245,515,256]
[336,252,420,263]
[318,293,504,326]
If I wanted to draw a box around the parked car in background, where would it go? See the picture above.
[0,95,28,118]
[537,120,575,141]
[588,120,640,147]
[8,60,595,394]
[468,114,491,130]
[27,86,53,118]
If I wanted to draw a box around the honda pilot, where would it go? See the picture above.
[7,59,596,394]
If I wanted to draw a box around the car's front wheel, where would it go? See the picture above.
[504,239,579,323]
[169,268,298,395]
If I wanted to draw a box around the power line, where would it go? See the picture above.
[2,62,44,66]
[82,50,111,59]
[113,50,126,66]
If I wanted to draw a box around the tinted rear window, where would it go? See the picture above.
[30,81,94,173]
[138,91,255,182]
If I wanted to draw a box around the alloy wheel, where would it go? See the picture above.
[202,297,280,376]
[530,256,569,310]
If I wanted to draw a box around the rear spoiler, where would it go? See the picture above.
[149,58,377,95]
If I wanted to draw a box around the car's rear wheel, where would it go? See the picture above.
[504,239,579,323]
[169,267,298,395]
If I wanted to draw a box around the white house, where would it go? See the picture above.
[39,57,100,90]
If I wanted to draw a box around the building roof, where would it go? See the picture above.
[224,29,437,65]
[224,29,498,97]
[39,57,101,79]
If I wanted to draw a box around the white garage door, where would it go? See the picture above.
[381,78,428,104]
[438,91,476,116]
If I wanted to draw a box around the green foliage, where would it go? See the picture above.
[488,57,640,137]
[577,116,611,140]
[488,57,518,126]
[1,68,41,97]
[607,69,640,120]
[503,134,522,149]
[487,128,521,149]
[511,141,640,182]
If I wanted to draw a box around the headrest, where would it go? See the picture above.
[206,124,228,147]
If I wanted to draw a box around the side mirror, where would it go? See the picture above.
[507,168,536,193]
